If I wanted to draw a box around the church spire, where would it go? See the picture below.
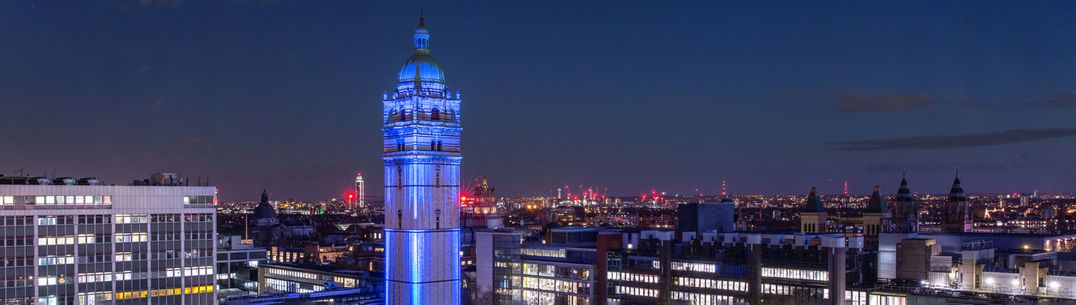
[896,174,913,202]
[949,171,965,202]
[865,185,888,213]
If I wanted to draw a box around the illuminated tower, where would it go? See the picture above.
[355,172,366,209]
[382,16,462,305]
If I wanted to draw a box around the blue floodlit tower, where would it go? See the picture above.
[382,16,462,305]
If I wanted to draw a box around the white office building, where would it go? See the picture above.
[0,176,217,305]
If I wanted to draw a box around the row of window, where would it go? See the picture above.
[671,261,716,273]
[38,236,76,246]
[0,237,34,247]
[77,233,110,244]
[0,195,214,206]
[522,263,591,279]
[521,276,590,295]
[674,276,748,291]
[115,214,149,224]
[38,255,75,266]
[0,195,112,206]
[77,271,127,283]
[761,267,828,281]
[265,278,322,294]
[521,248,566,258]
[0,216,33,226]
[608,271,660,284]
[614,285,659,298]
[164,266,213,277]
[183,196,214,205]
[266,267,320,280]
[0,256,33,267]
[671,291,739,304]
[115,232,149,243]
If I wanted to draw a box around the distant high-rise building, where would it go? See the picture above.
[0,176,217,304]
[381,16,462,305]
[355,172,366,209]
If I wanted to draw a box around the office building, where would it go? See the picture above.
[0,175,217,305]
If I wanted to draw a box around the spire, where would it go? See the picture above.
[261,189,269,203]
[896,175,913,202]
[865,185,889,213]
[949,172,966,202]
[803,186,826,213]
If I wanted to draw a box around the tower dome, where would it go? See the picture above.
[397,16,446,85]
[252,189,278,227]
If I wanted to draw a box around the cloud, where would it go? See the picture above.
[1030,93,1076,108]
[134,0,182,7]
[110,0,182,10]
[835,94,935,113]
[865,161,1010,173]
[183,136,204,145]
[829,127,1076,151]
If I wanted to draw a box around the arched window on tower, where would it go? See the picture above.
[388,109,397,122]
[431,108,440,120]
[437,140,443,151]
[398,109,407,121]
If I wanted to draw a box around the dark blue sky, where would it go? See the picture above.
[2,1,1075,200]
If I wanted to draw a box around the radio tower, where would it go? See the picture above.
[355,172,365,210]
[721,178,728,197]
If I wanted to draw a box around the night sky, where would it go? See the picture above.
[2,1,1075,200]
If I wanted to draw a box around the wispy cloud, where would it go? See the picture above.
[183,136,204,145]
[1029,93,1076,108]
[110,0,183,10]
[866,161,1010,173]
[834,94,935,113]
[830,128,1076,151]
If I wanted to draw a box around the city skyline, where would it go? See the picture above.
[3,1,1076,200]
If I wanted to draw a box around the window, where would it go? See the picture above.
[38,236,75,246]
[115,233,148,243]
[39,255,75,265]
[114,214,148,224]
[115,252,133,262]
[38,276,59,286]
